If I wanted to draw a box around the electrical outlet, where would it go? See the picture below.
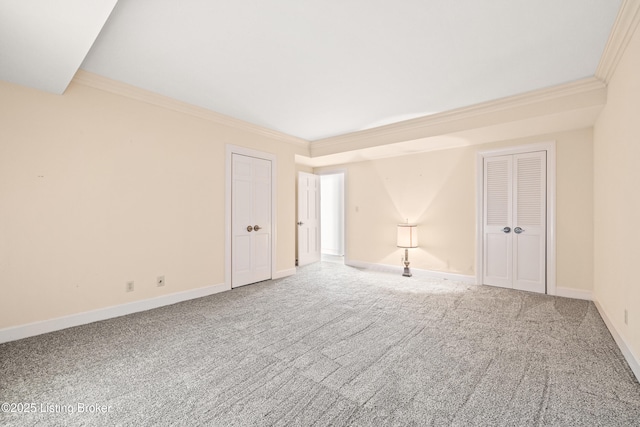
[126,281,134,292]
[624,309,628,325]
[157,276,165,287]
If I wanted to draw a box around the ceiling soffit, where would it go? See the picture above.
[309,77,606,158]
[0,0,118,94]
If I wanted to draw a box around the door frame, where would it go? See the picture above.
[476,141,556,295]
[225,145,277,290]
[317,168,348,263]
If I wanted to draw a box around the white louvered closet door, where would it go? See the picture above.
[483,151,546,294]
[513,152,546,293]
[484,155,514,288]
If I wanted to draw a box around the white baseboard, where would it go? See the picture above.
[594,300,640,382]
[345,260,477,285]
[321,249,344,256]
[0,282,229,344]
[273,268,296,280]
[555,287,592,301]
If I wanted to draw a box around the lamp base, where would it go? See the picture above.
[402,248,412,277]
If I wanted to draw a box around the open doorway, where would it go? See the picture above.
[320,172,345,263]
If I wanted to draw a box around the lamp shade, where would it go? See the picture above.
[397,224,418,248]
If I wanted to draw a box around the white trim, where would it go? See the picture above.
[476,141,557,295]
[225,145,278,289]
[594,300,640,382]
[272,268,297,280]
[346,260,477,285]
[0,283,228,344]
[321,249,343,256]
[555,287,592,301]
[72,70,309,149]
[595,0,640,83]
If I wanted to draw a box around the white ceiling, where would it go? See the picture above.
[1,0,622,142]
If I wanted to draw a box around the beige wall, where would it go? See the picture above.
[0,79,306,329]
[316,127,594,292]
[593,25,640,361]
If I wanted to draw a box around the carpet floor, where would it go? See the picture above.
[1,261,639,426]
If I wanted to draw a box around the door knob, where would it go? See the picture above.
[502,227,511,233]
[254,225,262,231]
[297,221,304,226]
[514,227,524,234]
[246,225,253,232]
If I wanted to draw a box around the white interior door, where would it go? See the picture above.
[297,172,320,266]
[232,154,272,288]
[483,151,546,294]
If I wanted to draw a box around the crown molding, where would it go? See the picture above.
[596,0,640,83]
[310,77,606,157]
[71,70,310,150]
[70,70,606,160]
